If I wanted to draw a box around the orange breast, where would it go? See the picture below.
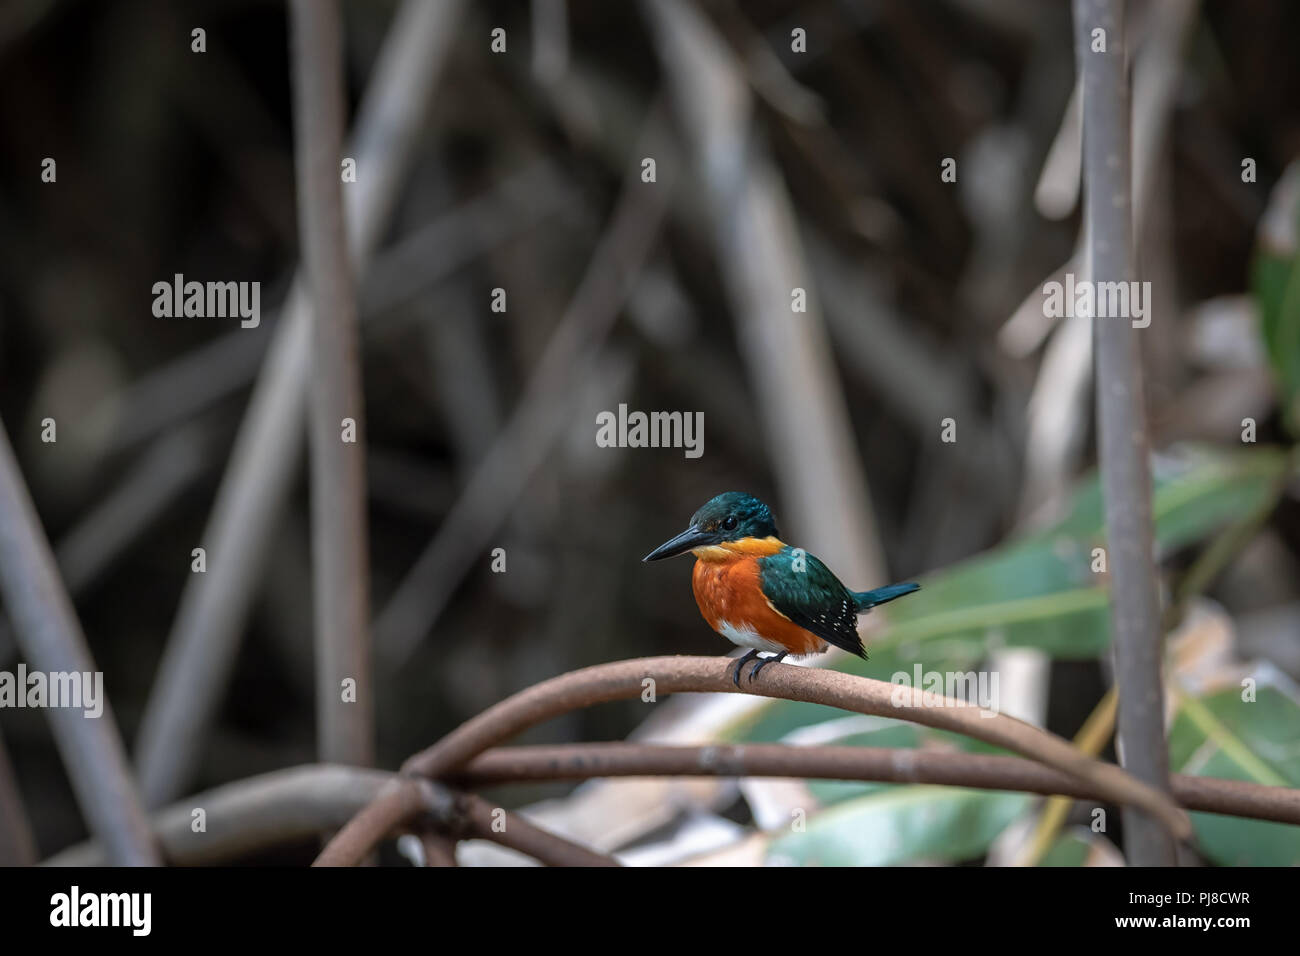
[691,554,827,657]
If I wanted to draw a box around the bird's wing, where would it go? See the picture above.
[758,550,866,657]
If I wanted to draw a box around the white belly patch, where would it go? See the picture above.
[716,620,787,655]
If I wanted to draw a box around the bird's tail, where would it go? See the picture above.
[853,581,920,612]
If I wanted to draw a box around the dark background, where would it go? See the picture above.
[0,0,1297,864]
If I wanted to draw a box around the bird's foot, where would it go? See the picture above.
[748,652,788,683]
[731,649,760,688]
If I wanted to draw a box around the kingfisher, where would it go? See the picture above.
[644,492,920,686]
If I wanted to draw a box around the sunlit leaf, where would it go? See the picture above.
[1168,669,1300,866]
[1251,160,1300,433]
[1036,828,1123,867]
[868,445,1286,662]
[767,786,1029,866]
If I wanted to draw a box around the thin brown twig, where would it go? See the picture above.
[0,727,37,865]
[642,0,886,588]
[47,764,614,867]
[277,773,618,868]
[453,790,620,867]
[374,106,675,666]
[289,0,373,769]
[48,740,1300,866]
[134,0,466,808]
[8,165,564,676]
[47,764,396,866]
[0,426,209,669]
[1073,0,1177,865]
[311,777,424,868]
[454,743,1300,826]
[316,656,1191,866]
[417,829,459,867]
[94,161,572,456]
[0,421,159,865]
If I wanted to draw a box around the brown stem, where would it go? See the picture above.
[49,746,1300,866]
[316,656,1191,865]
[133,0,465,808]
[457,743,1300,826]
[417,830,459,867]
[1073,0,1176,866]
[0,422,159,866]
[642,0,886,587]
[0,728,37,865]
[374,106,673,667]
[48,764,397,866]
[304,776,618,868]
[288,0,373,769]
[454,791,620,867]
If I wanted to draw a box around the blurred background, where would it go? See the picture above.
[0,0,1298,866]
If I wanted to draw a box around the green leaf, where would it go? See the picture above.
[875,582,1109,659]
[722,445,1287,754]
[869,446,1286,663]
[1168,672,1300,866]
[767,786,1030,866]
[746,722,1027,866]
[1037,831,1092,867]
[1146,447,1288,552]
[1035,828,1123,867]
[727,645,984,743]
[1039,446,1286,553]
[802,725,926,805]
[1251,161,1300,433]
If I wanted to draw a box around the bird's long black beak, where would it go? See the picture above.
[643,524,715,562]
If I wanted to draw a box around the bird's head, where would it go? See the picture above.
[642,492,779,561]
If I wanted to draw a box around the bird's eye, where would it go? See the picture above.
[723,516,738,531]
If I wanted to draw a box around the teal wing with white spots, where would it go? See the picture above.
[757,548,866,657]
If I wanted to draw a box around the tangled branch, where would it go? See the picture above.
[47,743,1299,866]
[315,656,1192,866]
[456,744,1300,826]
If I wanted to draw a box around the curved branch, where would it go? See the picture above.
[316,656,1191,865]
[50,742,1299,866]
[456,743,1300,826]
[47,765,617,868]
[46,764,394,866]
[416,830,458,867]
[453,791,619,867]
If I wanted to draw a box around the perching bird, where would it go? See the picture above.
[644,492,920,686]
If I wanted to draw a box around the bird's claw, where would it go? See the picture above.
[731,649,759,687]
[747,652,787,683]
